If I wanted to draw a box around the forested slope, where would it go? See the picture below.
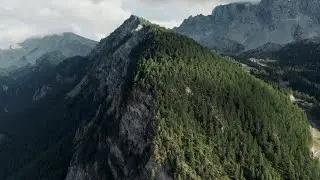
[131,26,320,179]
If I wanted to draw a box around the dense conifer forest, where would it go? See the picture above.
[132,26,320,179]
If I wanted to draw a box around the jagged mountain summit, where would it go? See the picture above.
[174,0,320,54]
[0,32,97,71]
[1,15,320,180]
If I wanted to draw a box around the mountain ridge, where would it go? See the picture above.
[62,15,320,179]
[174,0,320,54]
[0,32,97,72]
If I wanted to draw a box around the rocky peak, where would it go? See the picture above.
[89,15,150,59]
[212,2,255,22]
[64,16,160,179]
[20,32,96,49]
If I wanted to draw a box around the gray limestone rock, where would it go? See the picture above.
[174,0,320,54]
[65,15,169,180]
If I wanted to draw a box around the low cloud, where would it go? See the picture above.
[0,0,130,48]
[0,0,260,48]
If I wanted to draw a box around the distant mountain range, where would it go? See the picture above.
[0,32,97,72]
[174,0,320,54]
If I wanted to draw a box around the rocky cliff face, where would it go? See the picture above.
[0,32,97,71]
[64,15,168,180]
[0,15,170,180]
[174,0,320,54]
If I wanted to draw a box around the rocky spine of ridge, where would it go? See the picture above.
[64,15,169,180]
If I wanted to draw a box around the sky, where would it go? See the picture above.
[0,0,260,48]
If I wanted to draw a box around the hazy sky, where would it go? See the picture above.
[0,0,260,48]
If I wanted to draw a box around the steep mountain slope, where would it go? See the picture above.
[237,36,320,161]
[2,16,320,180]
[0,51,73,116]
[0,55,90,179]
[0,32,97,71]
[174,0,320,54]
